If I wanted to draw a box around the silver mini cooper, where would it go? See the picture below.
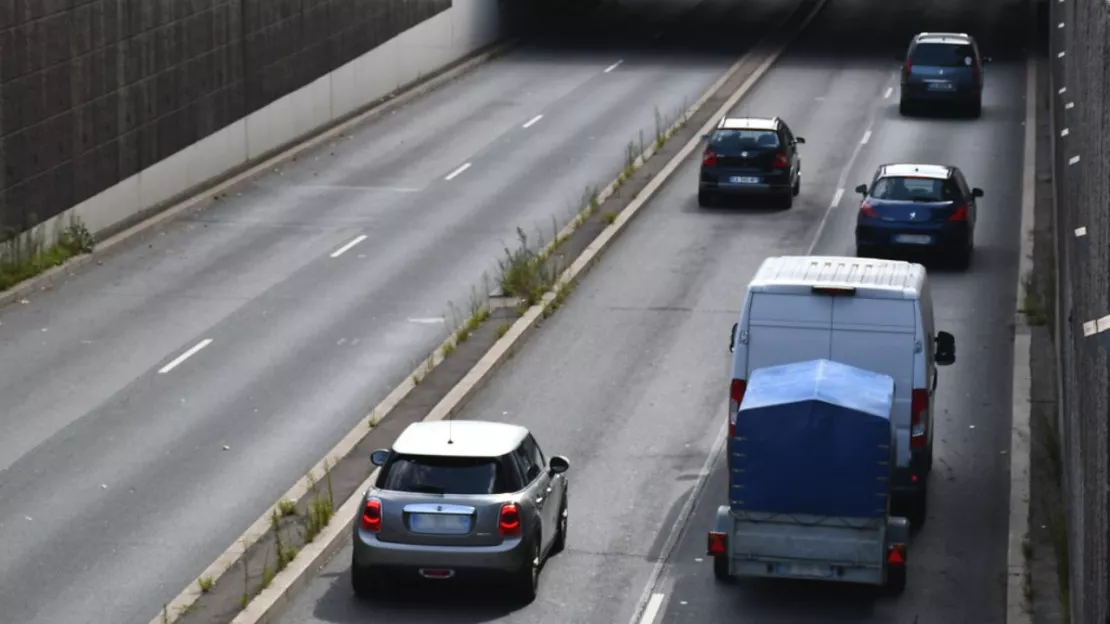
[351,420,571,603]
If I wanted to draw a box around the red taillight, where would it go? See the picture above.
[971,58,981,84]
[498,503,521,536]
[911,389,928,448]
[903,59,912,74]
[773,152,789,169]
[887,543,906,565]
[948,205,968,221]
[360,498,382,533]
[708,531,727,556]
[729,379,747,437]
[859,201,878,218]
[702,150,717,166]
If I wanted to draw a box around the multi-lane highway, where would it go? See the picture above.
[0,1,806,623]
[274,0,1029,621]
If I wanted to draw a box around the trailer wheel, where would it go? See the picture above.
[907,489,928,529]
[885,564,907,595]
[712,555,732,582]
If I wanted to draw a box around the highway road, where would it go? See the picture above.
[0,1,801,623]
[274,0,1029,621]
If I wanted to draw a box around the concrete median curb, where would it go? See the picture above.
[1,37,521,313]
[156,0,831,621]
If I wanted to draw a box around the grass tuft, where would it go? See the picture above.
[497,227,557,308]
[0,221,95,291]
[198,575,214,593]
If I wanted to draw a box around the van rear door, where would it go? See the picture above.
[744,292,833,375]
[828,296,917,467]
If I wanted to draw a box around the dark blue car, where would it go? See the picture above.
[898,32,990,118]
[854,163,983,269]
[697,116,804,209]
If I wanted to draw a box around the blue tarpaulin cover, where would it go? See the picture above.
[729,358,895,519]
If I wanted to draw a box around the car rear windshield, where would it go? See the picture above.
[871,176,960,202]
[709,128,780,152]
[911,42,976,67]
[378,454,512,495]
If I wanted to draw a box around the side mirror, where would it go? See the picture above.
[729,322,738,353]
[549,455,570,475]
[972,187,984,198]
[935,331,955,366]
[855,184,868,195]
[370,449,390,466]
[795,136,806,144]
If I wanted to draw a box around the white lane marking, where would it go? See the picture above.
[444,162,471,180]
[1058,21,1065,28]
[159,339,213,374]
[637,593,666,624]
[1058,86,1066,94]
[830,187,844,208]
[330,234,367,258]
[1068,155,1080,165]
[883,87,893,99]
[1065,101,1074,109]
[407,317,446,324]
[1057,51,1065,58]
[522,114,543,129]
[289,184,420,192]
[860,130,871,145]
[604,60,624,73]
[1061,128,1069,137]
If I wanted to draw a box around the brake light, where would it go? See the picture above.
[971,57,981,84]
[859,201,878,218]
[911,389,928,448]
[728,379,747,437]
[948,205,968,221]
[498,503,521,536]
[773,152,789,169]
[903,58,912,74]
[360,498,382,532]
[702,150,717,166]
[887,543,906,565]
[708,531,727,556]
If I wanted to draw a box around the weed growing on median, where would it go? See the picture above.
[197,575,214,593]
[0,220,96,291]
[367,409,381,429]
[1020,271,1048,326]
[301,470,336,545]
[496,323,512,339]
[277,498,297,517]
[441,341,456,358]
[497,227,557,308]
[240,539,251,608]
[602,211,618,225]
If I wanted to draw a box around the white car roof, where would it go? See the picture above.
[392,420,529,458]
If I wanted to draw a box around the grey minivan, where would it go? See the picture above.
[898,32,990,118]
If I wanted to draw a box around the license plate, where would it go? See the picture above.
[894,234,933,245]
[729,176,761,184]
[776,563,835,579]
[926,81,955,91]
[409,513,471,534]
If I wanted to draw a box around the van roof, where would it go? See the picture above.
[748,256,926,299]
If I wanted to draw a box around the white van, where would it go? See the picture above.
[727,255,955,527]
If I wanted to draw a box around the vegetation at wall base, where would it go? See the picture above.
[0,223,95,292]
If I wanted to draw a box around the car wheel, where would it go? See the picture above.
[551,495,568,555]
[899,98,912,116]
[885,562,908,595]
[779,189,794,209]
[697,189,714,207]
[351,564,387,601]
[951,242,973,270]
[713,555,733,582]
[968,97,982,118]
[513,535,541,603]
[906,487,928,530]
[792,173,801,196]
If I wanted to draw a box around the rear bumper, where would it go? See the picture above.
[352,525,530,575]
[699,168,791,195]
[901,82,981,102]
[856,220,970,250]
[728,558,885,586]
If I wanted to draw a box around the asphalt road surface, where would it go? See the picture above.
[274,0,1029,621]
[0,1,805,622]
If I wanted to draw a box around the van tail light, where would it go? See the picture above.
[910,389,928,448]
[728,379,747,437]
[702,150,718,166]
[903,58,912,74]
[859,201,878,218]
[708,531,728,556]
[887,542,906,566]
[360,498,382,533]
[773,152,790,169]
[498,503,521,537]
[947,205,968,221]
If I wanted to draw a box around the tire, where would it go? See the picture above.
[351,564,387,601]
[899,98,912,116]
[713,555,732,582]
[513,535,541,604]
[856,244,878,259]
[551,495,569,556]
[951,244,972,270]
[779,189,794,210]
[792,173,801,196]
[885,563,907,595]
[967,97,982,118]
[906,487,928,530]
[698,189,714,207]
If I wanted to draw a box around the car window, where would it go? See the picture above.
[527,435,547,473]
[710,128,780,152]
[513,443,542,484]
[911,42,976,67]
[378,454,512,495]
[870,176,960,202]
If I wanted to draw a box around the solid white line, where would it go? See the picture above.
[290,184,420,192]
[159,339,213,374]
[638,593,666,624]
[1068,155,1080,165]
[444,162,471,180]
[1061,128,1069,137]
[330,234,367,258]
[860,130,871,145]
[522,114,543,129]
[407,317,446,324]
[883,87,893,99]
[604,60,624,73]
[830,187,844,208]
[1058,86,1066,94]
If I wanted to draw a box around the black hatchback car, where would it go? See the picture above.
[697,116,804,209]
[898,32,990,117]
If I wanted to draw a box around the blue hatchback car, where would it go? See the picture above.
[853,163,983,269]
[898,32,990,117]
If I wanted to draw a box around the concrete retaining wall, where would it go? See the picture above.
[0,0,504,243]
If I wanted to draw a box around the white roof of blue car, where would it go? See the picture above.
[392,420,529,458]
[880,163,951,179]
[749,255,926,299]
